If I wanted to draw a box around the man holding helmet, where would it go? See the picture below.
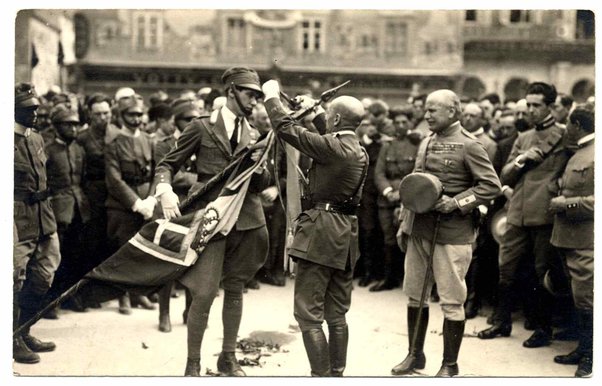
[392,89,500,377]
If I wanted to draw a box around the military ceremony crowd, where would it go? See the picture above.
[13,66,594,377]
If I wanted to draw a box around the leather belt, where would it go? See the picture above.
[14,189,50,205]
[314,201,357,216]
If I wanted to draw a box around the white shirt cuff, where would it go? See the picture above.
[382,187,393,196]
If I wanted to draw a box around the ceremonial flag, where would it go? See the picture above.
[82,132,274,299]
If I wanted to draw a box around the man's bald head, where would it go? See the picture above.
[327,96,365,132]
[424,89,462,133]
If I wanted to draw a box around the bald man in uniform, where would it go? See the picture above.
[392,90,501,377]
[262,80,368,377]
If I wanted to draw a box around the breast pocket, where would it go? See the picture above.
[569,164,593,190]
[199,137,227,166]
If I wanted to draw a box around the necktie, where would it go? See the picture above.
[230,117,240,151]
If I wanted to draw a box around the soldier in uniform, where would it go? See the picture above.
[549,106,594,377]
[478,82,571,349]
[33,103,54,145]
[372,106,418,291]
[44,106,91,314]
[262,80,368,377]
[391,90,501,377]
[153,98,200,332]
[461,102,498,161]
[77,93,120,276]
[154,67,270,376]
[13,83,61,363]
[105,94,157,314]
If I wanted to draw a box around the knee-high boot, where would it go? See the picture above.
[391,306,429,375]
[435,319,465,377]
[575,309,593,377]
[13,292,39,364]
[158,282,172,332]
[302,328,331,376]
[328,324,348,376]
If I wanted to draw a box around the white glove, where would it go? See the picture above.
[141,196,158,219]
[293,95,318,110]
[262,80,280,101]
[157,186,181,220]
[132,198,153,220]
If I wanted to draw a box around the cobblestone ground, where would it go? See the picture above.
[11,278,580,378]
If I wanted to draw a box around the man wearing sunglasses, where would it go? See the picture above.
[154,67,271,376]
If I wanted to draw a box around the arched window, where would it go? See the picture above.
[571,79,595,103]
[461,76,485,100]
[504,77,529,102]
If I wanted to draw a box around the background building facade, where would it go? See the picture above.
[15,9,595,103]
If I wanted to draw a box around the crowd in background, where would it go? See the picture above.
[15,78,594,376]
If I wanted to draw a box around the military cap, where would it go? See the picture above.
[15,82,41,109]
[115,87,136,102]
[171,98,200,120]
[50,104,79,124]
[221,67,262,94]
[36,103,52,116]
[118,94,145,114]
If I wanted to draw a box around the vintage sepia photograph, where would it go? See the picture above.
[8,2,596,378]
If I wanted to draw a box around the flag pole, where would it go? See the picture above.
[13,278,90,338]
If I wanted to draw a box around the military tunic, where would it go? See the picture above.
[492,116,570,328]
[13,123,61,296]
[45,137,92,295]
[265,97,368,330]
[374,137,417,245]
[105,129,154,249]
[551,136,594,310]
[403,121,501,320]
[153,107,270,294]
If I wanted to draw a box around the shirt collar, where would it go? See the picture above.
[577,133,595,147]
[55,137,68,146]
[221,105,244,125]
[119,127,140,138]
[333,130,357,137]
[472,127,484,136]
[535,114,555,131]
[14,122,31,137]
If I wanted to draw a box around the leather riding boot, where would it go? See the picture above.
[328,324,349,376]
[478,285,512,339]
[392,307,429,375]
[13,336,40,364]
[435,319,465,377]
[158,284,172,333]
[217,351,246,376]
[184,357,201,376]
[22,334,56,352]
[131,294,156,310]
[118,293,131,315]
[370,246,400,292]
[575,309,593,377]
[302,328,331,376]
[13,305,39,364]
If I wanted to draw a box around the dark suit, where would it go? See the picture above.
[265,98,367,332]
